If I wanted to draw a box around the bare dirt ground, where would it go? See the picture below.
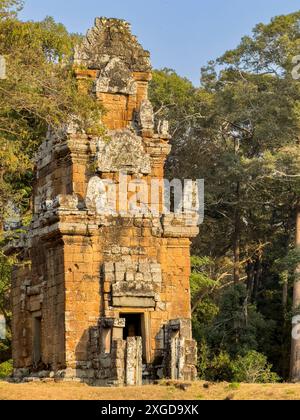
[1,380,300,400]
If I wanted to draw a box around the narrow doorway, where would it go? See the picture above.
[121,313,149,364]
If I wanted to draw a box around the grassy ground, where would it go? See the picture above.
[1,380,300,400]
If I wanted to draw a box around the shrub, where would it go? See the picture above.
[205,352,234,382]
[197,341,210,379]
[232,351,280,383]
[0,359,13,378]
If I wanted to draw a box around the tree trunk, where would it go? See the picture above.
[290,208,300,382]
[282,278,288,314]
[233,182,241,285]
[253,254,262,301]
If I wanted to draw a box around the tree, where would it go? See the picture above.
[0,0,23,20]
[149,12,300,381]
[0,13,103,231]
[233,351,280,383]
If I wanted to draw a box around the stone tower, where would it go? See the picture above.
[10,18,199,386]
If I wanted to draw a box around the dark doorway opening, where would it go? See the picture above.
[121,313,142,340]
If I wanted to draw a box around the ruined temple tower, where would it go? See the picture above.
[10,18,199,385]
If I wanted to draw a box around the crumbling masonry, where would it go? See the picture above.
[9,18,199,386]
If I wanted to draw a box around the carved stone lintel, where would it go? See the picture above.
[96,129,151,175]
[95,58,137,95]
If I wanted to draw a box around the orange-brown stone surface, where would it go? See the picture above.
[10,18,198,386]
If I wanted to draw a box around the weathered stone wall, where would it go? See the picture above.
[11,238,66,371]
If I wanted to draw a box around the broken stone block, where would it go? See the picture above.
[157,120,169,137]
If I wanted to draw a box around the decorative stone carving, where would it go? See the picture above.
[86,177,108,212]
[74,17,151,73]
[54,194,79,211]
[95,57,137,95]
[96,129,151,174]
[139,99,154,130]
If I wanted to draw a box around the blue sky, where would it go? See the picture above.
[20,0,299,85]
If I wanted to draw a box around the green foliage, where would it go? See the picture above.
[150,68,196,126]
[227,382,240,390]
[219,11,300,73]
[0,3,298,383]
[190,256,220,341]
[275,248,300,275]
[150,11,300,381]
[0,359,13,378]
[197,340,210,379]
[0,0,23,20]
[208,284,276,357]
[0,12,103,227]
[232,351,280,383]
[150,69,211,179]
[0,2,103,363]
[190,256,217,301]
[205,352,234,382]
[198,348,280,383]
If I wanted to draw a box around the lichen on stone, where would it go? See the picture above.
[96,129,151,174]
[74,17,151,73]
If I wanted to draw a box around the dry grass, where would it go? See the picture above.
[1,380,300,400]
